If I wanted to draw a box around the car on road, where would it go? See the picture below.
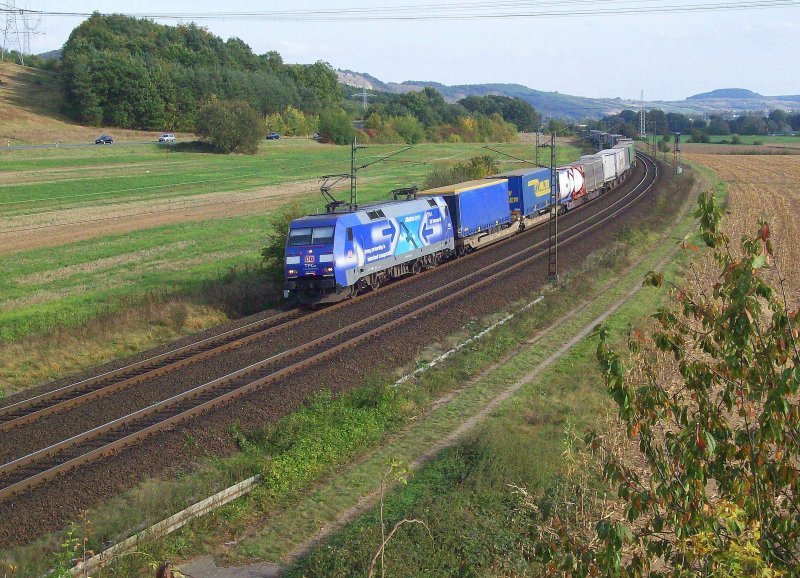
[266,132,281,140]
[95,135,113,144]
[158,133,175,143]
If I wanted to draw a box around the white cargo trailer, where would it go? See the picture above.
[583,152,616,184]
[574,156,604,199]
[597,148,626,179]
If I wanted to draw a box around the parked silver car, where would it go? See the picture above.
[158,133,175,143]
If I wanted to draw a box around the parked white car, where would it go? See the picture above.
[158,133,175,143]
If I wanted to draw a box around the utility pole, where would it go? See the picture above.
[0,2,42,65]
[672,132,681,174]
[650,122,657,157]
[543,132,559,281]
[639,90,646,138]
[350,136,367,209]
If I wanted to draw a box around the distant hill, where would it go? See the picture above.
[337,70,626,119]
[338,70,800,119]
[37,49,62,61]
[688,88,762,100]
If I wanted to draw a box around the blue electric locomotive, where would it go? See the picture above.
[283,197,454,303]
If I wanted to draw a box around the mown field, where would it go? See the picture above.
[0,139,581,392]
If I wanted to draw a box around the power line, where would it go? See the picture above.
[1,0,42,65]
[2,0,799,22]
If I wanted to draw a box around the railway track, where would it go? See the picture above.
[0,152,658,503]
[0,308,303,432]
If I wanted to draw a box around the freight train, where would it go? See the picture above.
[283,137,636,303]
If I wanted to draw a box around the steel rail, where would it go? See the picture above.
[0,152,657,502]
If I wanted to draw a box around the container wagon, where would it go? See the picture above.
[611,148,628,177]
[558,165,587,211]
[596,148,627,183]
[582,152,616,190]
[573,156,604,200]
[491,167,552,223]
[613,139,636,169]
[418,179,512,254]
[283,197,454,303]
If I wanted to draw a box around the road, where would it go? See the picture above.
[0,140,177,151]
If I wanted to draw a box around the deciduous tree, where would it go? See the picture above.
[195,98,262,154]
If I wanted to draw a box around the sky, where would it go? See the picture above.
[9,0,800,101]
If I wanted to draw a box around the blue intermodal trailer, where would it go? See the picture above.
[491,167,552,220]
[419,179,514,253]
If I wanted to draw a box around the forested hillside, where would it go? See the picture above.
[60,13,340,130]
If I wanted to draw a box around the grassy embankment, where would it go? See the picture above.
[0,159,713,576]
[0,140,580,394]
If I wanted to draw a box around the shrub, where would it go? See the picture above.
[265,106,318,137]
[195,98,262,154]
[731,133,743,145]
[260,204,308,280]
[422,155,499,189]
[318,109,355,145]
[689,128,710,143]
[389,115,426,144]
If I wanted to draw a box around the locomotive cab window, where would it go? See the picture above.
[347,227,353,241]
[288,228,312,246]
[311,226,335,245]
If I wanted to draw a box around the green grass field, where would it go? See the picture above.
[0,140,577,215]
[0,140,580,381]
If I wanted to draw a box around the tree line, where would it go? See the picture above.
[591,108,800,141]
[352,87,535,143]
[50,13,542,150]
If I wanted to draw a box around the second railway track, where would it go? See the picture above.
[0,152,658,503]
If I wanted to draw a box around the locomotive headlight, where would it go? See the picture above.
[287,268,298,276]
[323,267,334,274]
